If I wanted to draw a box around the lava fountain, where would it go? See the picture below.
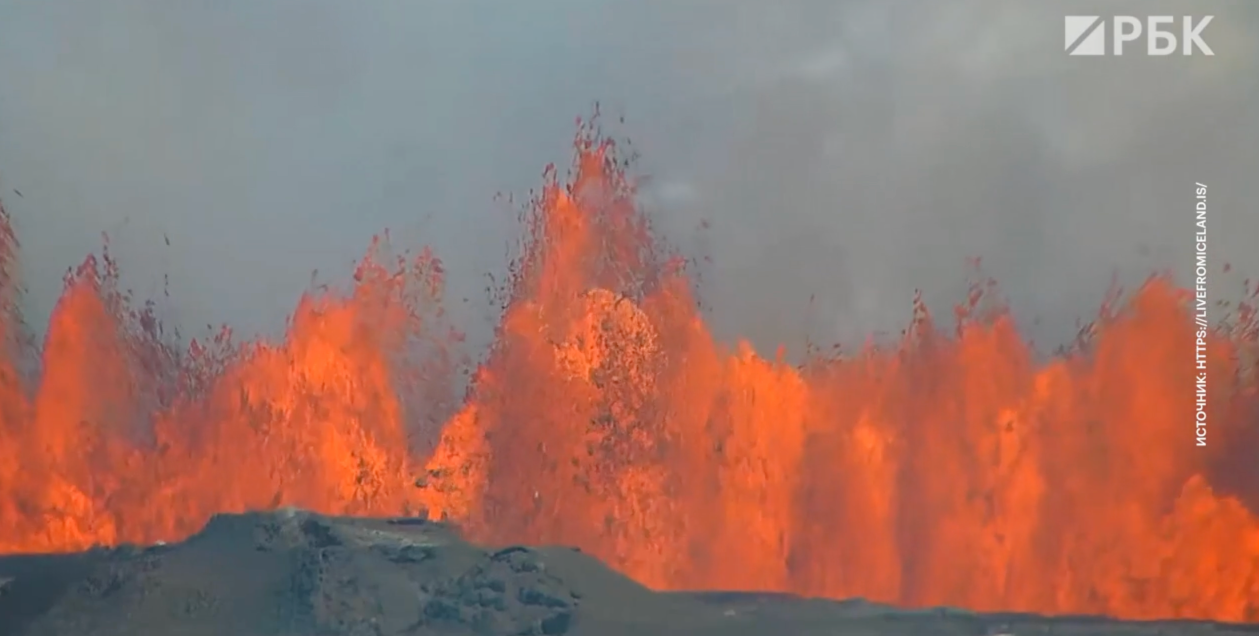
[1,121,1258,621]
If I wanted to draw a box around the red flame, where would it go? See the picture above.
[1,122,1257,621]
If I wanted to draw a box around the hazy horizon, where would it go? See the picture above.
[2,0,1256,359]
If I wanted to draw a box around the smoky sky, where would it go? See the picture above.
[0,0,1255,358]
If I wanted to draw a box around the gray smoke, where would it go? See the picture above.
[1,0,1255,358]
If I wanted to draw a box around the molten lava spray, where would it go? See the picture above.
[1,122,1258,622]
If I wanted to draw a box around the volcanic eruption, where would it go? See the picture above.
[0,120,1257,622]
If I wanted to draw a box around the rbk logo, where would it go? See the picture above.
[1064,15,1215,56]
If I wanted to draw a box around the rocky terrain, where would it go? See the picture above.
[0,510,1253,636]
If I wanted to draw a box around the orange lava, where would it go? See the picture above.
[1,122,1258,622]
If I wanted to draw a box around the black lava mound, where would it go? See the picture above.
[1,510,1255,636]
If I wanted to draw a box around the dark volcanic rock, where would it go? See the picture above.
[413,545,577,635]
[0,510,1256,635]
[0,510,649,636]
